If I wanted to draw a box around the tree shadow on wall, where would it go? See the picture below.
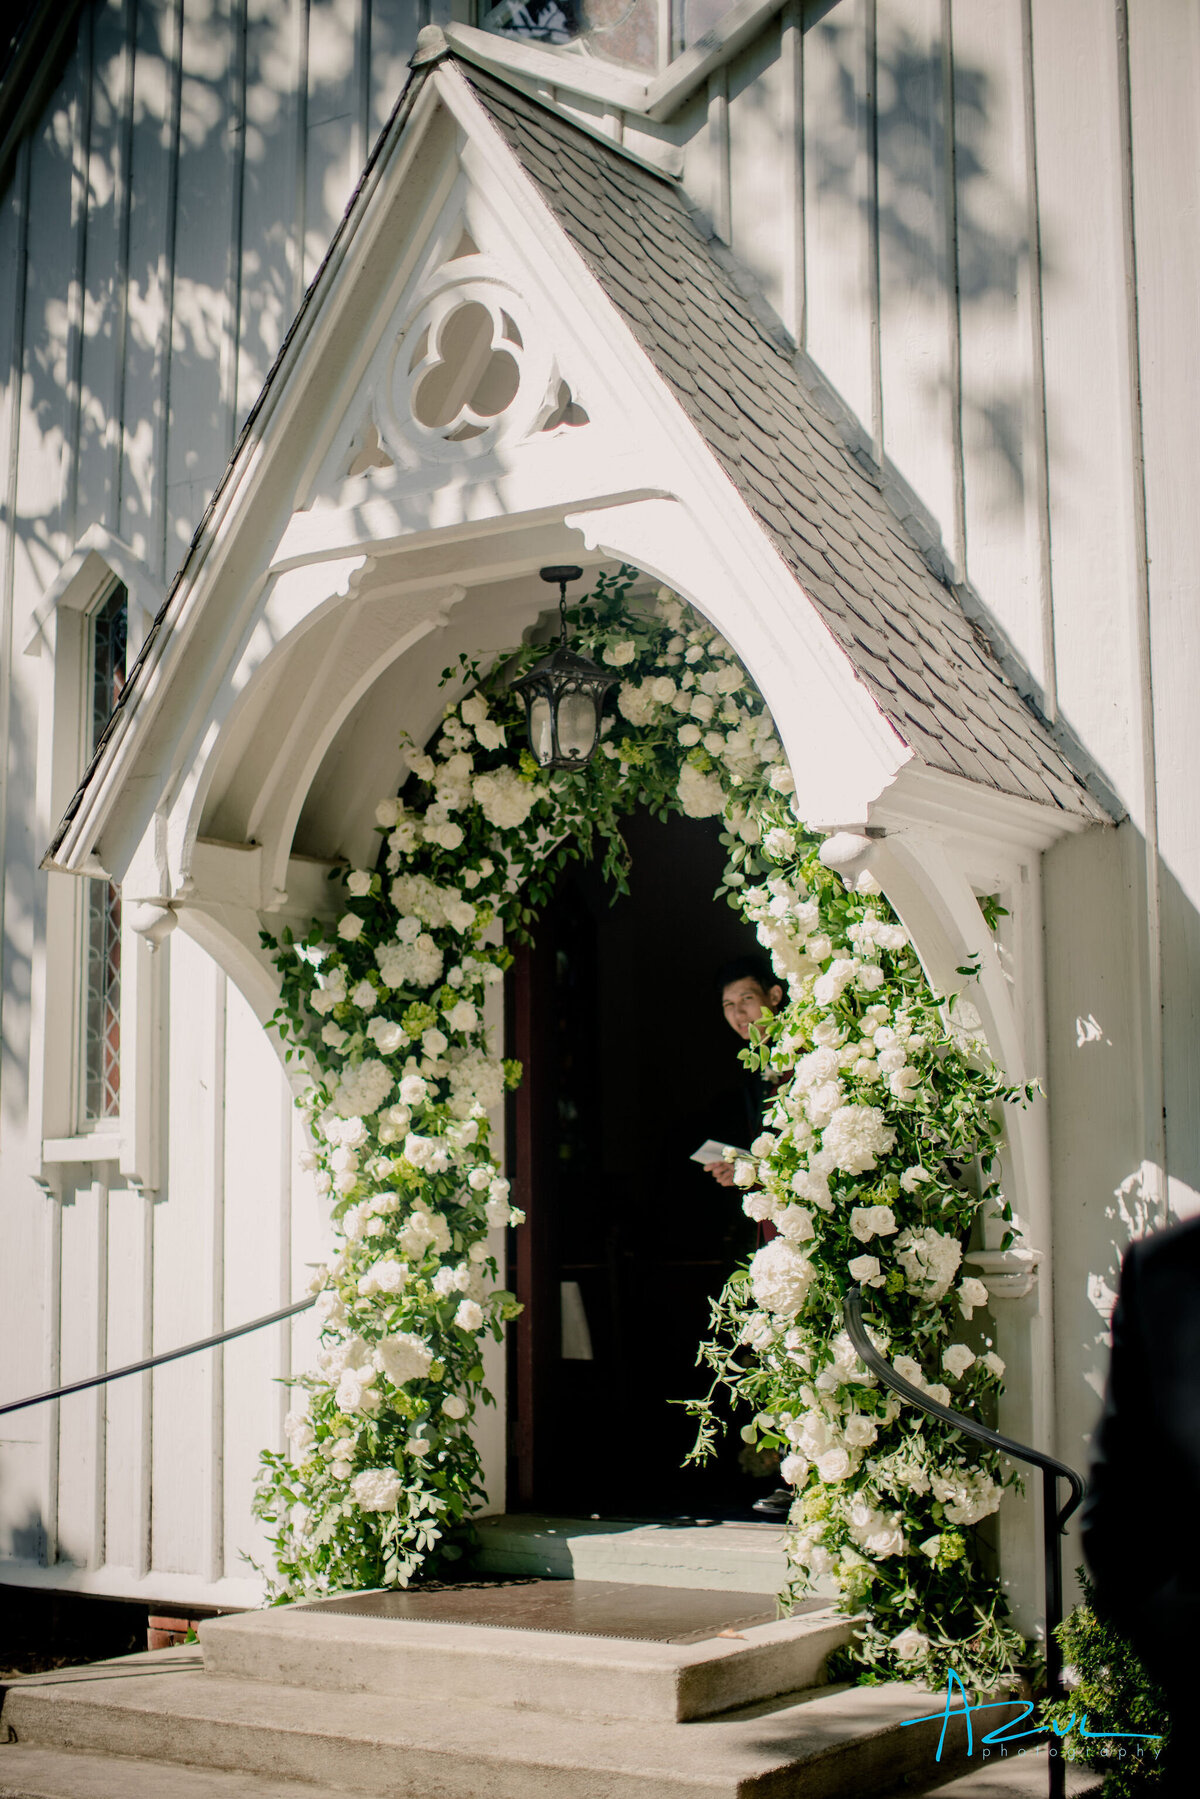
[801,1,1039,535]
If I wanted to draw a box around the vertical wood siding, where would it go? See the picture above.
[0,0,415,1595]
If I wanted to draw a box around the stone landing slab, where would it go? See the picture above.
[471,1514,839,1597]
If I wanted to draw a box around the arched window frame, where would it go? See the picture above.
[25,539,163,1192]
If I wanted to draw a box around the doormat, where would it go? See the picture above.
[297,1578,828,1644]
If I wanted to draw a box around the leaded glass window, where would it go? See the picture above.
[82,584,126,1123]
[478,0,741,74]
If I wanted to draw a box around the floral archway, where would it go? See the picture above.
[255,566,1030,1688]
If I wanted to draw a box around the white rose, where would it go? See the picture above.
[346,870,372,898]
[375,799,401,827]
[602,639,636,666]
[815,1447,852,1482]
[442,1394,468,1419]
[891,1627,930,1662]
[769,765,796,794]
[350,979,377,1012]
[337,914,364,942]
[284,1403,314,1453]
[446,1000,478,1034]
[958,1277,990,1319]
[980,1351,1006,1380]
[454,1299,484,1331]
[943,1343,976,1379]
[366,1017,407,1054]
[399,1073,428,1107]
[422,1027,448,1058]
[850,1204,897,1241]
[475,720,506,751]
[749,1239,816,1315]
[322,1022,348,1050]
[459,695,488,727]
[335,1365,380,1414]
[900,1164,931,1193]
[689,692,715,722]
[847,1254,884,1288]
[780,1453,808,1487]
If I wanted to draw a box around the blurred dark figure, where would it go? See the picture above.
[1080,1214,1200,1794]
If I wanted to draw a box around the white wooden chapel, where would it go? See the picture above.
[1,0,1196,1646]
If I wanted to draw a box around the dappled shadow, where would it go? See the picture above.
[804,4,1033,509]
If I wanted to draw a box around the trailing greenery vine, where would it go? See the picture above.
[253,567,1033,1689]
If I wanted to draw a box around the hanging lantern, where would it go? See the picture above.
[510,566,615,770]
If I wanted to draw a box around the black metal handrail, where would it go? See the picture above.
[0,1296,316,1416]
[843,1286,1084,1799]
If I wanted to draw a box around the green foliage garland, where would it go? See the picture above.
[253,567,1032,1689]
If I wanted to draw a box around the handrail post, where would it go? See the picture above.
[841,1288,1082,1799]
[1043,1466,1066,1799]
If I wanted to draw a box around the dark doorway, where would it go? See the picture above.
[506,807,772,1517]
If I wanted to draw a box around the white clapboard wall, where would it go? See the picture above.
[1,931,328,1605]
[1,0,1199,1597]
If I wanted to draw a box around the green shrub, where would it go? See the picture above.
[1041,1574,1169,1797]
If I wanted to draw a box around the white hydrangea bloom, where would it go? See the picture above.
[930,1467,1002,1526]
[821,1104,896,1175]
[676,761,725,819]
[332,1059,394,1119]
[473,766,539,829]
[351,1468,403,1512]
[895,1227,963,1302]
[373,1332,434,1386]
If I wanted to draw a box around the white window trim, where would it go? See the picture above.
[448,0,790,124]
[24,536,164,1191]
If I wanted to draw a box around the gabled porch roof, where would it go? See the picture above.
[45,33,1104,883]
[463,64,1099,824]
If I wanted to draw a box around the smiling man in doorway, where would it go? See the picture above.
[704,954,791,1520]
[705,955,784,1191]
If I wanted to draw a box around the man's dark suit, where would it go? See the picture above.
[1080,1214,1200,1788]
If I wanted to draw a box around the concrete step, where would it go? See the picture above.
[0,1743,345,1799]
[199,1593,852,1721]
[472,1514,814,1595]
[1,1647,979,1798]
[892,1755,1102,1798]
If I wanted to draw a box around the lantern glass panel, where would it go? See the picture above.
[529,694,554,766]
[558,690,598,761]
